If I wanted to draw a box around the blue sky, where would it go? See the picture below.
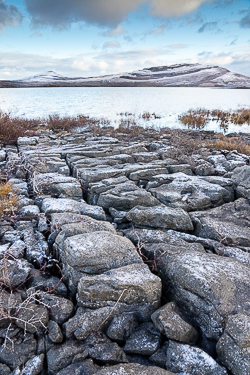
[0,0,250,79]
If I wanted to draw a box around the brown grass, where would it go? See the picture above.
[179,108,250,131]
[0,182,19,219]
[0,111,39,145]
[212,134,250,155]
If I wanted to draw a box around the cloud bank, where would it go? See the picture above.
[0,0,23,31]
[24,0,216,28]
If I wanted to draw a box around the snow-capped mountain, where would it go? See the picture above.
[1,64,250,88]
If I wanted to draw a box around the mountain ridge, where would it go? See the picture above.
[1,63,250,88]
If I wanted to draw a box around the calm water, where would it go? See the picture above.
[0,87,250,133]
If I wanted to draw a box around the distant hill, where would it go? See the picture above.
[1,64,250,88]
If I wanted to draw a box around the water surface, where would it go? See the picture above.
[0,87,249,133]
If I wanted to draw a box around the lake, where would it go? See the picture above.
[0,87,249,133]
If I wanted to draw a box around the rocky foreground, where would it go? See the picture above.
[0,127,249,375]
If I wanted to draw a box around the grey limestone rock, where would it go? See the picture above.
[15,304,49,333]
[151,302,198,344]
[41,198,106,220]
[152,248,250,340]
[123,322,161,356]
[77,263,162,322]
[167,164,193,175]
[19,354,44,375]
[216,313,250,375]
[190,198,250,247]
[0,149,6,162]
[149,342,169,368]
[39,294,74,324]
[86,333,128,364]
[55,359,98,375]
[166,340,228,375]
[126,204,193,231]
[17,221,46,262]
[148,173,232,211]
[0,333,37,370]
[18,205,40,218]
[47,339,87,374]
[0,258,31,289]
[27,273,68,297]
[47,320,63,343]
[32,173,83,200]
[214,245,250,267]
[106,313,139,342]
[97,182,160,210]
[77,166,125,183]
[92,363,176,375]
[61,231,143,292]
[54,216,116,249]
[0,364,11,375]
[0,291,22,328]
[232,165,250,200]
[73,307,114,340]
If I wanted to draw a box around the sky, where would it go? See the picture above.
[0,0,250,80]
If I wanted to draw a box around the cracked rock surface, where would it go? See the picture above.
[0,129,249,374]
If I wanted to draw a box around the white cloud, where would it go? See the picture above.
[101,25,126,37]
[103,41,121,49]
[149,0,214,17]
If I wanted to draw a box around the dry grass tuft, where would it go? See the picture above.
[0,111,39,145]
[0,182,19,219]
[212,134,250,155]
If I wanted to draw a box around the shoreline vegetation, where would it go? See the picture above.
[0,108,250,156]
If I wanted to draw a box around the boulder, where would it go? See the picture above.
[0,333,37,370]
[47,320,63,343]
[77,263,162,322]
[47,339,87,374]
[32,173,83,200]
[61,232,143,292]
[15,304,49,333]
[72,307,115,340]
[92,363,175,375]
[86,333,128,364]
[106,313,139,342]
[190,198,250,246]
[232,165,250,200]
[55,359,98,375]
[148,173,232,211]
[216,313,250,375]
[151,302,198,344]
[126,205,193,231]
[149,248,250,340]
[18,354,44,375]
[39,294,74,324]
[54,216,116,249]
[97,182,160,210]
[123,322,161,356]
[166,341,227,375]
[41,198,106,220]
[0,258,31,289]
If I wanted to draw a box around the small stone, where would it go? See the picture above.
[123,322,161,356]
[47,320,63,343]
[166,341,228,375]
[151,302,198,344]
[106,313,139,342]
